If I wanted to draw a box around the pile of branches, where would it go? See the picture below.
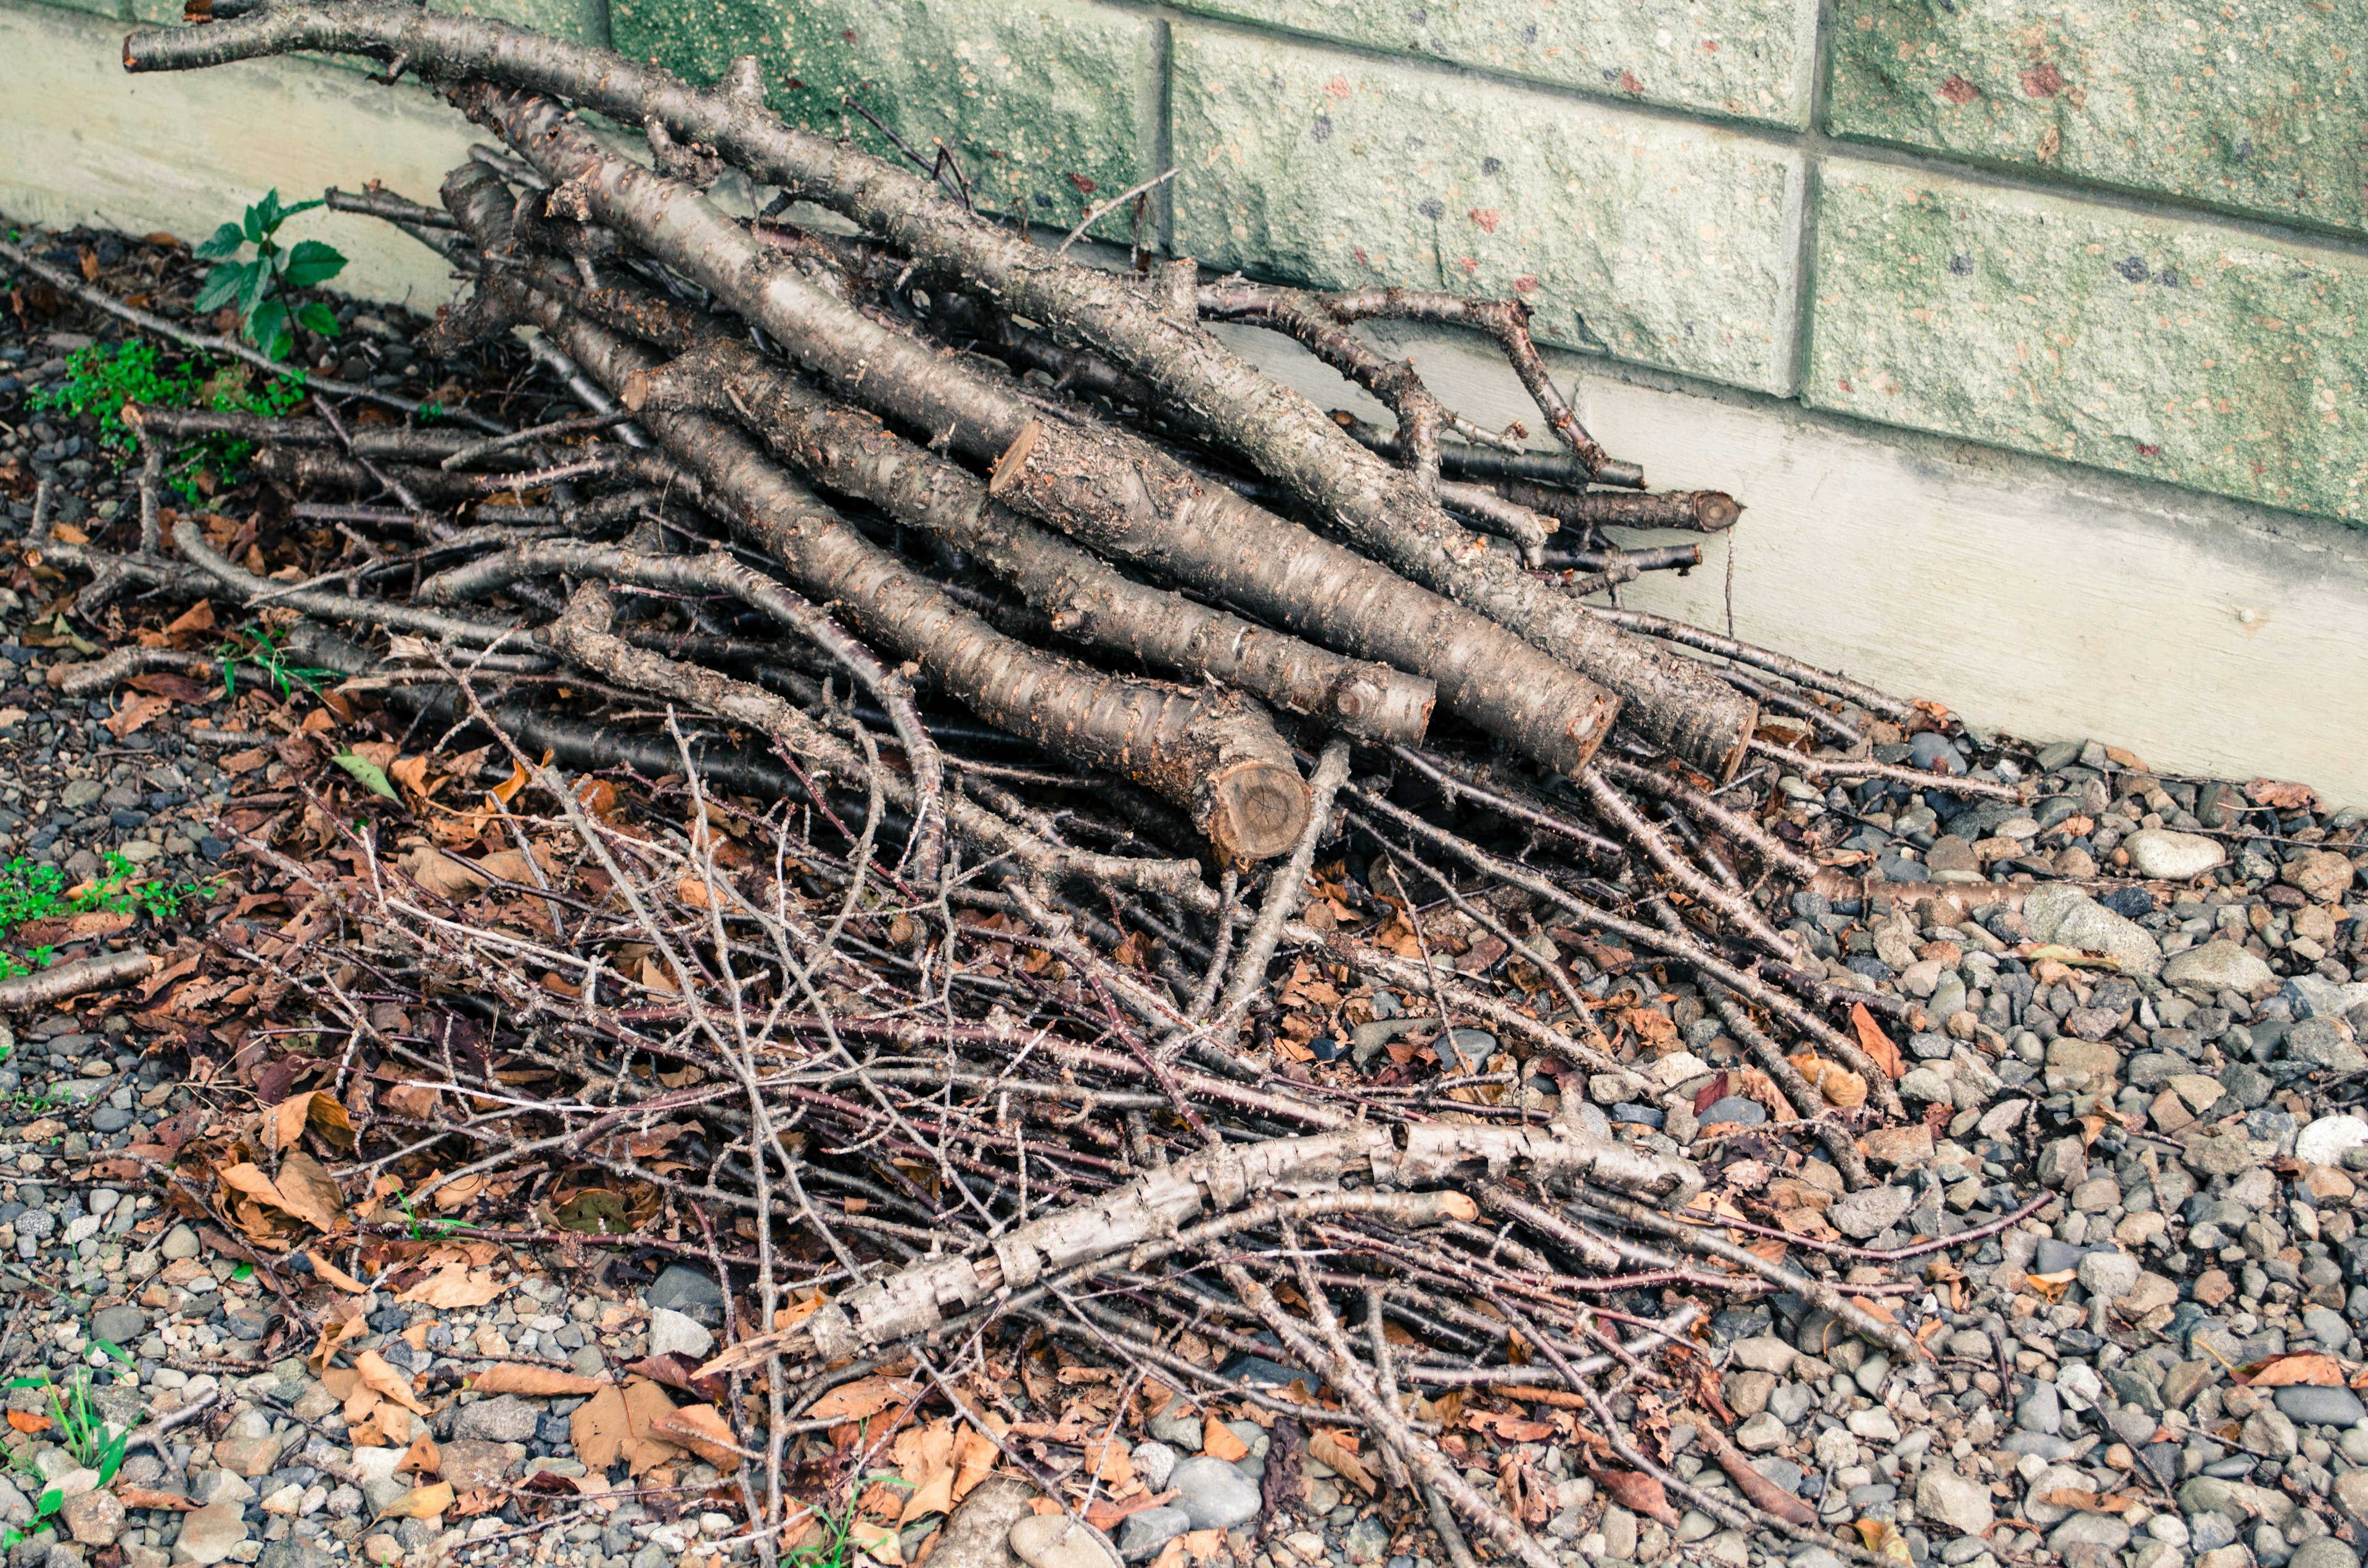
[14,3,2056,1562]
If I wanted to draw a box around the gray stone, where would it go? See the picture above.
[1828,1184,1913,1239]
[1167,1456,1261,1531]
[1602,1506,1638,1561]
[452,1395,541,1444]
[644,1263,726,1327]
[2123,831,2226,881]
[173,1501,251,1566]
[1146,1401,1202,1449]
[2049,1514,2133,1554]
[2024,1465,2090,1525]
[2285,1022,2368,1073]
[1116,1508,1191,1562]
[1735,1412,1786,1451]
[1130,1440,1176,1492]
[1914,1471,1995,1537]
[1343,1516,1392,1566]
[2021,885,2161,978]
[2076,1249,2141,1303]
[1010,1514,1120,1568]
[2296,1115,2368,1168]
[645,1307,713,1361]
[2272,1385,2367,1429]
[2164,942,2276,996]
[2287,1541,2361,1568]
[158,1224,200,1260]
[88,1305,144,1347]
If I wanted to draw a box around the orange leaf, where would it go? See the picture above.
[650,1403,741,1467]
[105,692,173,739]
[395,1263,511,1309]
[7,1410,50,1434]
[356,1348,432,1415]
[306,1250,370,1294]
[1850,1004,1904,1080]
[1201,1414,1249,1463]
[164,601,216,635]
[374,1482,453,1521]
[471,1363,610,1396]
[2236,1353,2345,1388]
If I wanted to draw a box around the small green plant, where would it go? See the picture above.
[218,623,344,699]
[0,852,218,939]
[2,1353,133,1551]
[385,1181,479,1242]
[30,340,308,502]
[194,189,348,361]
[0,858,65,932]
[785,1490,876,1568]
[0,946,58,984]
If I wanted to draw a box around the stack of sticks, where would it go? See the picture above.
[14,3,2052,1562]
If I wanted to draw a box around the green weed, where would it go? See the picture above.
[30,339,308,503]
[0,852,218,939]
[192,189,347,362]
[2,1352,134,1552]
[218,623,343,700]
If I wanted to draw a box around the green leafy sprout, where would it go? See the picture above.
[218,623,344,700]
[193,189,348,362]
[2,1349,134,1551]
[29,339,308,504]
[385,1181,480,1241]
[0,853,220,950]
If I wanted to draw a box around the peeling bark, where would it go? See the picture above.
[628,340,1434,745]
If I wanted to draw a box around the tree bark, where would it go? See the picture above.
[123,4,1755,771]
[453,84,1619,779]
[627,339,1435,745]
[445,196,1309,863]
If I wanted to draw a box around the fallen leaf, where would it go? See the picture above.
[618,1376,688,1476]
[105,693,172,740]
[165,601,216,635]
[1308,1429,1373,1494]
[396,1263,511,1309]
[1856,1519,1910,1563]
[950,1425,998,1502]
[649,1403,741,1468]
[355,1348,432,1415]
[1201,1414,1249,1463]
[268,1090,358,1154]
[1849,1004,1904,1080]
[271,1149,349,1233]
[2037,1488,2137,1513]
[570,1386,632,1471]
[2236,1353,2345,1389]
[805,1374,922,1424]
[395,1432,440,1476]
[1592,1467,1679,1527]
[397,844,490,900]
[114,1485,197,1511]
[471,1363,609,1396]
[849,1519,903,1566]
[306,1251,369,1294]
[2247,779,2317,813]
[375,1482,454,1521]
[334,752,400,800]
[7,1410,49,1434]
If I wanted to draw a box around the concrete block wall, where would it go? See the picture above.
[599,0,2367,525]
[2,0,2366,798]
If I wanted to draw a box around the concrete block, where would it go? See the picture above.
[610,0,1161,239]
[427,0,609,46]
[1828,0,2368,237]
[1170,0,1816,127]
[1172,22,1805,392]
[1804,156,2368,520]
[0,1,471,308]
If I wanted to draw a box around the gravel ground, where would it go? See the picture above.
[0,218,2364,1568]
